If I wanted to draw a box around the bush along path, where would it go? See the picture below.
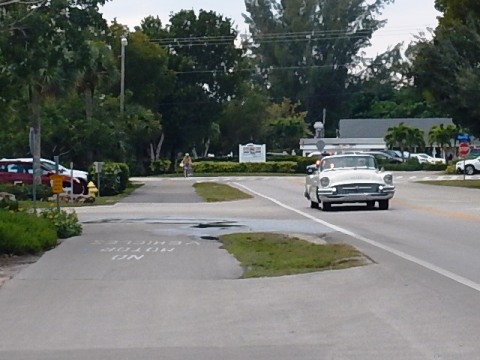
[0,208,82,256]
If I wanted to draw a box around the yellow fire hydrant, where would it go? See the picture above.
[87,181,98,197]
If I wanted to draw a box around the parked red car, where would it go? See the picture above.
[0,160,84,194]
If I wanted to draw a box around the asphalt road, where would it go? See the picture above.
[0,175,479,359]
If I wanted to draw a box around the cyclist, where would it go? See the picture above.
[181,153,193,177]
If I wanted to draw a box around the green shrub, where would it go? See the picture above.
[0,210,58,255]
[149,159,171,174]
[445,164,457,174]
[296,157,318,173]
[0,198,19,211]
[89,162,122,196]
[39,208,82,239]
[422,162,447,171]
[115,162,130,191]
[0,184,52,201]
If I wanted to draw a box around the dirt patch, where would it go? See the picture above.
[0,254,41,288]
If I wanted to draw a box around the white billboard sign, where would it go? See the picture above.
[239,143,266,163]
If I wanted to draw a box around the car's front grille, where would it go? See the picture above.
[336,183,379,194]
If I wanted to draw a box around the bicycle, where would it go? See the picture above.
[183,163,193,177]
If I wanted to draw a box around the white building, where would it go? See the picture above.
[299,118,455,156]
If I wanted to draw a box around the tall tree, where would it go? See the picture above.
[413,1,480,136]
[0,0,109,186]
[154,10,247,166]
[265,99,311,151]
[76,39,119,122]
[243,0,394,134]
[219,83,271,153]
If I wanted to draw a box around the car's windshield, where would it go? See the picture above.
[41,161,67,172]
[40,161,55,171]
[320,156,377,171]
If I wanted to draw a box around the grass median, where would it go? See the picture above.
[193,182,253,202]
[417,179,480,188]
[218,232,368,278]
[193,182,368,278]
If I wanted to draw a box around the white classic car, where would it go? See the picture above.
[304,154,395,211]
[456,156,480,175]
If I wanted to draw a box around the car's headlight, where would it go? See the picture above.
[383,174,393,185]
[320,177,330,187]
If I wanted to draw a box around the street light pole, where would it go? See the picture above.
[120,36,128,116]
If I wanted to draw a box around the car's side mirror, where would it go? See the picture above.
[306,166,318,175]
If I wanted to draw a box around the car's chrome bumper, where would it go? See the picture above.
[317,185,395,203]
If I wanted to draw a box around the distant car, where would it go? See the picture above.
[0,159,85,194]
[410,153,446,164]
[456,156,480,175]
[1,158,88,194]
[304,154,395,211]
[362,151,403,163]
[380,150,408,161]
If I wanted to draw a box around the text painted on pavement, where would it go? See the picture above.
[92,239,201,261]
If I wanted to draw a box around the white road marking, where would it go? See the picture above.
[235,182,480,293]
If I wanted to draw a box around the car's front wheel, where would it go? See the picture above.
[310,200,319,209]
[322,202,331,211]
[366,201,375,209]
[378,200,389,210]
[465,165,476,175]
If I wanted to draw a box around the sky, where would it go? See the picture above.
[100,0,441,57]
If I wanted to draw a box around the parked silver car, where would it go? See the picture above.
[304,154,395,211]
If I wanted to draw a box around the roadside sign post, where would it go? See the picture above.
[50,174,64,211]
[54,156,60,210]
[94,162,104,197]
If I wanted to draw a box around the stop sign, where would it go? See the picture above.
[459,142,471,157]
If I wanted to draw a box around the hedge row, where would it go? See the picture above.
[178,158,448,174]
[143,155,451,176]
[188,161,298,174]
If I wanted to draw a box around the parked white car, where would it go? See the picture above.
[304,154,395,211]
[456,156,480,175]
[410,153,446,164]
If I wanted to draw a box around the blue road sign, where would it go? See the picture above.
[457,134,470,142]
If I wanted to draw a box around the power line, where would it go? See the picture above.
[150,25,436,47]
[174,62,386,75]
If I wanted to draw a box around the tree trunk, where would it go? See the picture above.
[149,133,165,162]
[149,143,155,163]
[83,87,95,164]
[84,87,93,122]
[31,86,42,187]
[155,133,164,160]
[203,138,210,158]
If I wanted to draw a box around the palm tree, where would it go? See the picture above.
[76,40,119,122]
[406,127,425,153]
[428,124,457,161]
[385,122,423,161]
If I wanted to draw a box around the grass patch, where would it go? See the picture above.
[417,180,480,189]
[218,232,368,278]
[193,182,253,202]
